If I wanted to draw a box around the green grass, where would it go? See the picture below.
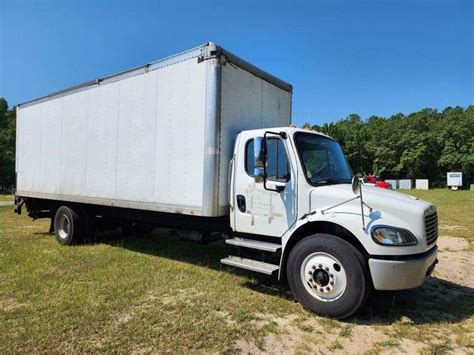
[0,194,13,202]
[403,189,474,248]
[0,207,305,352]
[0,189,473,352]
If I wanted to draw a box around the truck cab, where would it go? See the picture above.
[223,127,438,318]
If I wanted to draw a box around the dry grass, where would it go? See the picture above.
[0,189,473,353]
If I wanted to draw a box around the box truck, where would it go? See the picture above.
[14,42,438,318]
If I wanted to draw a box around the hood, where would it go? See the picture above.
[309,184,434,222]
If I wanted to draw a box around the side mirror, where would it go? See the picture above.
[351,176,360,195]
[253,136,266,183]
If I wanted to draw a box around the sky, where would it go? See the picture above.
[1,0,473,126]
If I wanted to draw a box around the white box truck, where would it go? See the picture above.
[15,42,438,318]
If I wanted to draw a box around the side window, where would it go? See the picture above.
[245,138,290,182]
[267,139,290,182]
[246,140,256,176]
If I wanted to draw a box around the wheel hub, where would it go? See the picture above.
[314,269,330,287]
[301,252,347,302]
[57,213,70,240]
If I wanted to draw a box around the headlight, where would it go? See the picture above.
[371,227,418,246]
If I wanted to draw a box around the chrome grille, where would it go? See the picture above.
[425,210,438,245]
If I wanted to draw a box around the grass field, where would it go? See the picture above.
[0,194,13,202]
[406,189,474,249]
[1,189,473,353]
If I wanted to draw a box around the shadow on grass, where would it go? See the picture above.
[88,228,474,325]
[354,277,474,325]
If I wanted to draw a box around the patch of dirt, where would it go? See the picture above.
[437,236,469,252]
[115,313,133,325]
[435,236,473,288]
[396,338,427,354]
[439,225,468,231]
[0,298,28,311]
[236,314,430,354]
[215,310,238,326]
[336,325,391,353]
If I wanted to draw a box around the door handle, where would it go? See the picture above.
[236,195,246,212]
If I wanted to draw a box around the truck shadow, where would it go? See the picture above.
[243,276,474,325]
[97,228,474,326]
[351,277,474,325]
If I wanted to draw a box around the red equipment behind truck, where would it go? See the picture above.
[363,175,392,189]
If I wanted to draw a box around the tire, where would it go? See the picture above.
[54,206,84,245]
[287,234,370,319]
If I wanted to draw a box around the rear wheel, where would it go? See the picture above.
[287,234,370,319]
[54,206,84,245]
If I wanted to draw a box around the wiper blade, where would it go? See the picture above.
[313,178,351,186]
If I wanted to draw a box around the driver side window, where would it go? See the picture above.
[245,138,290,182]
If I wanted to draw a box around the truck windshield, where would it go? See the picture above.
[294,132,353,186]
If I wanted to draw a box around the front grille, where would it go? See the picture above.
[425,210,438,246]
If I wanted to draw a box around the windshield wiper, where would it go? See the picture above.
[312,178,351,186]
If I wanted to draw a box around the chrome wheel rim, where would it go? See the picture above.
[300,252,347,302]
[57,213,70,240]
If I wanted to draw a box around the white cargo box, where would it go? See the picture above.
[16,42,292,217]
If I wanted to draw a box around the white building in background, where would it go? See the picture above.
[398,179,412,190]
[416,179,429,190]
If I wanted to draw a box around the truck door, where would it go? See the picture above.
[232,133,297,237]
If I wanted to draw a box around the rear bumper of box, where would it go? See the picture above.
[369,246,438,291]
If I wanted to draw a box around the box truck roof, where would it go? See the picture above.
[18,42,292,109]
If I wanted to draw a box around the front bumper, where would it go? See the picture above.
[368,246,438,291]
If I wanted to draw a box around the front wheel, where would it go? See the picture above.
[287,234,370,319]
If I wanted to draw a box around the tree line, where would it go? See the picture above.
[0,97,472,192]
[304,106,473,187]
[0,98,16,193]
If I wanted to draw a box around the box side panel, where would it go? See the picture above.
[115,74,147,201]
[218,63,291,210]
[60,91,89,195]
[17,57,208,215]
[86,81,120,198]
[152,59,207,209]
[39,99,62,194]
[16,105,42,193]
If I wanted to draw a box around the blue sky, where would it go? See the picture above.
[1,0,472,126]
